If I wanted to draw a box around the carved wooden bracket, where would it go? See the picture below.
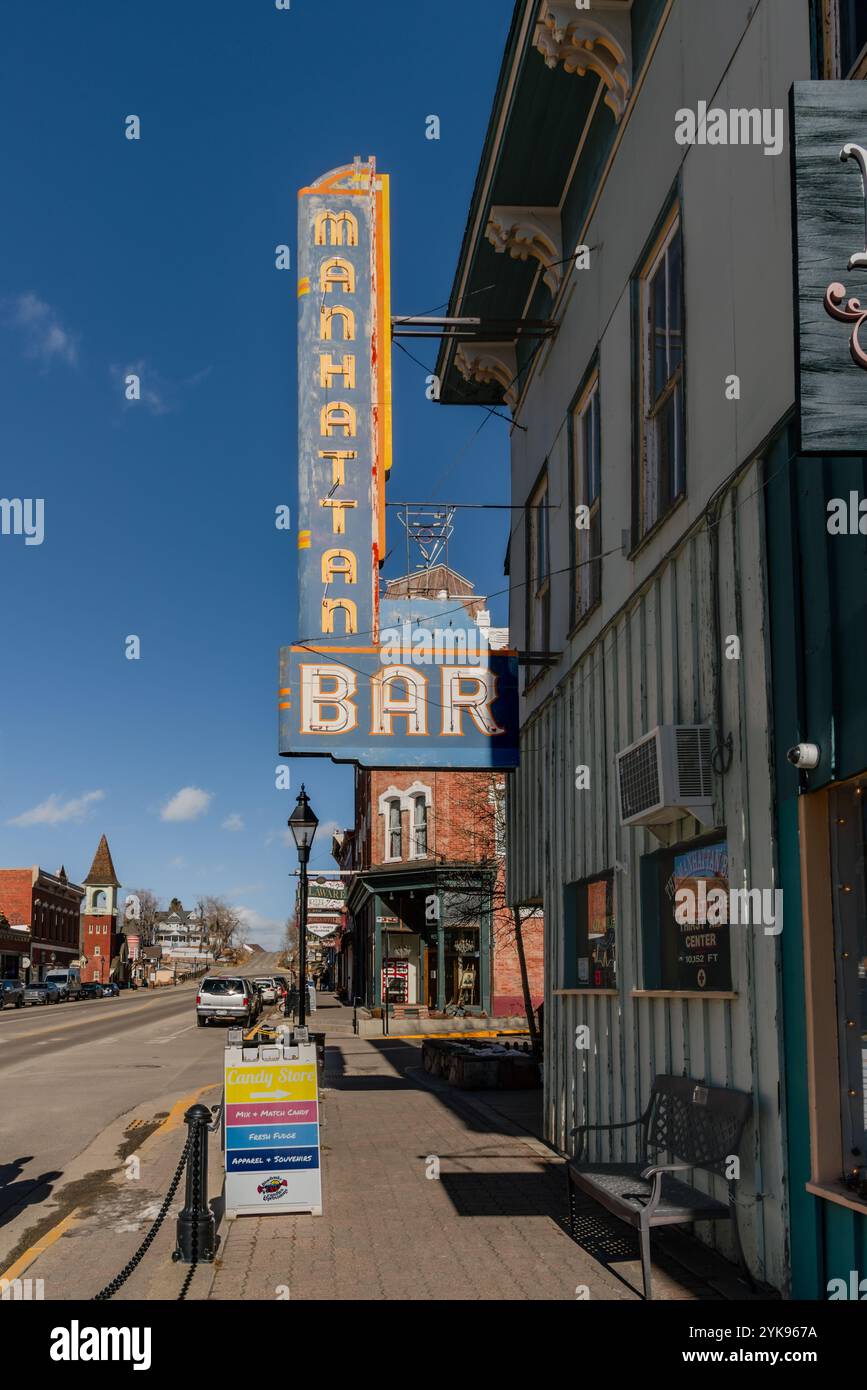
[454,344,519,409]
[534,0,633,123]
[485,206,563,293]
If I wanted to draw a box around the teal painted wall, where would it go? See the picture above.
[766,425,867,1298]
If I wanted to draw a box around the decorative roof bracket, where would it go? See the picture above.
[454,343,519,410]
[485,206,563,293]
[534,0,633,123]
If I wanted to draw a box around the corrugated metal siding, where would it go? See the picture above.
[507,460,788,1290]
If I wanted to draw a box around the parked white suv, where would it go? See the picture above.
[196,977,259,1028]
[253,977,278,1005]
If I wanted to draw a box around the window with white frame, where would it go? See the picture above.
[573,372,602,623]
[526,469,550,659]
[411,795,428,857]
[387,799,402,860]
[637,212,684,538]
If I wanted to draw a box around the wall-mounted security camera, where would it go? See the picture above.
[787,742,820,770]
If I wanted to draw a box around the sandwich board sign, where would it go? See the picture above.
[224,1040,322,1217]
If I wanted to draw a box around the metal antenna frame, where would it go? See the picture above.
[397,504,457,574]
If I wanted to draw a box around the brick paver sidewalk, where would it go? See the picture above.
[208,998,642,1301]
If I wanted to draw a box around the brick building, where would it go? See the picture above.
[80,834,125,985]
[333,765,543,1021]
[0,864,84,980]
[330,564,542,1022]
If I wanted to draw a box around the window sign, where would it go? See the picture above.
[659,840,732,991]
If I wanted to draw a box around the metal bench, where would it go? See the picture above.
[566,1073,752,1299]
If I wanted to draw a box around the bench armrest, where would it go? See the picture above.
[639,1162,694,1217]
[570,1116,643,1162]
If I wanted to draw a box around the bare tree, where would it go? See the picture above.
[280,915,300,978]
[127,888,160,947]
[195,896,243,960]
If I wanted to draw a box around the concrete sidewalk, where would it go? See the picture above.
[204,998,730,1302]
[8,997,759,1301]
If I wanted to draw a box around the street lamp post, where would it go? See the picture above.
[287,784,319,1029]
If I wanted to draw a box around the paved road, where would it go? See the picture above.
[0,952,287,1268]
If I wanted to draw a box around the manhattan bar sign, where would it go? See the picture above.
[279,160,519,769]
[791,83,867,452]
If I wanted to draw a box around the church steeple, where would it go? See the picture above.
[83,834,120,889]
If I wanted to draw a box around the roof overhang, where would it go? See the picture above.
[435,0,638,411]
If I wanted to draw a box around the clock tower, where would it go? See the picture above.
[81,834,121,985]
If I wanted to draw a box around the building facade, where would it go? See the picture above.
[0,915,31,980]
[0,865,84,980]
[152,900,214,972]
[336,763,543,1020]
[431,0,867,1295]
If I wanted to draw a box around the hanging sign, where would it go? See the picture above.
[791,82,867,452]
[278,159,519,770]
[224,1041,322,1217]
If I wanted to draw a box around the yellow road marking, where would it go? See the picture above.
[0,1208,80,1284]
[150,1083,220,1140]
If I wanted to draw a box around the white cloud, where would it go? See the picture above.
[6,789,105,827]
[8,293,79,367]
[222,813,244,832]
[265,818,340,851]
[233,905,284,949]
[264,827,294,849]
[160,786,212,822]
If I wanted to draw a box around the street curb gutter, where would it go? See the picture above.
[0,1082,220,1286]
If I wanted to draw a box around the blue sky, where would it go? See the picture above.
[0,0,513,946]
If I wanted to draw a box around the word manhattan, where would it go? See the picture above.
[50,1321,151,1371]
[674,884,783,935]
[674,102,784,157]
[0,498,44,546]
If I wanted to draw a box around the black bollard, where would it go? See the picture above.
[174,1103,216,1264]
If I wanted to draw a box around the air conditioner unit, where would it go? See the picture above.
[616,724,715,828]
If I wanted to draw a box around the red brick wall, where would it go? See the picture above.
[492,907,544,1017]
[0,869,35,926]
[81,916,119,982]
[360,768,503,867]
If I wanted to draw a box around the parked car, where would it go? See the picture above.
[253,977,278,1005]
[196,976,260,1028]
[102,982,120,996]
[22,979,62,1006]
[247,981,262,1020]
[43,967,83,1001]
[81,982,104,999]
[0,978,25,1009]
